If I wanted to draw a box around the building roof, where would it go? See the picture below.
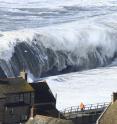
[0,77,34,98]
[26,115,74,124]
[30,81,56,103]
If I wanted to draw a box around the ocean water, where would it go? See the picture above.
[47,66,117,110]
[1,0,117,109]
[0,0,117,61]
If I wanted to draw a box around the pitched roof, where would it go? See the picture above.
[0,77,34,98]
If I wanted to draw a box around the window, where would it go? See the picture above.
[19,94,23,102]
[9,108,14,114]
[15,95,19,102]
[24,93,30,104]
[31,92,34,104]
[5,107,7,111]
[21,115,28,121]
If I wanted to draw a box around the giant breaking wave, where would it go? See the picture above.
[1,19,117,78]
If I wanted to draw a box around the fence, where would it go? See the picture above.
[61,102,110,119]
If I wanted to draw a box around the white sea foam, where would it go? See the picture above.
[0,0,117,76]
[0,0,116,8]
[0,0,116,14]
[0,29,35,60]
[1,11,117,63]
[46,66,117,110]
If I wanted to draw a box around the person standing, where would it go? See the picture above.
[80,102,85,111]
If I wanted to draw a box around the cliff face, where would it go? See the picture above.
[26,115,73,124]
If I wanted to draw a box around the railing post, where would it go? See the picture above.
[104,102,105,108]
[77,106,79,113]
[90,104,92,109]
[64,109,66,115]
[61,102,110,120]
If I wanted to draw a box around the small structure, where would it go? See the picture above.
[112,92,117,103]
[0,77,34,124]
[30,80,61,118]
[0,71,64,124]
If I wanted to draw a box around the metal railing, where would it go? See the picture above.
[61,102,110,119]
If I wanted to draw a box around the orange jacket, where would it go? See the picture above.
[80,102,85,109]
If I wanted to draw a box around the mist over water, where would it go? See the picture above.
[0,0,117,77]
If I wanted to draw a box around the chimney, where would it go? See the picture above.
[20,70,27,81]
[112,92,117,103]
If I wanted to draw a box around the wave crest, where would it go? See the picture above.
[0,20,117,77]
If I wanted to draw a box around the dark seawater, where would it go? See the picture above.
[0,0,117,78]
